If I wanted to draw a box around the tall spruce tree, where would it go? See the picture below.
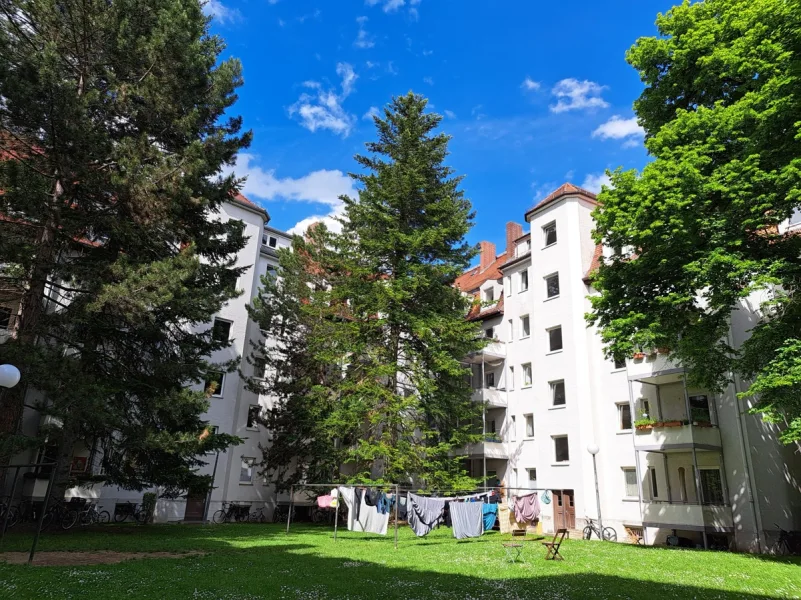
[248,93,484,489]
[0,0,247,496]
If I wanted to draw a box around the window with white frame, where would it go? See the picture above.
[522,363,532,387]
[613,356,626,370]
[543,221,557,247]
[623,468,638,498]
[204,372,225,398]
[484,287,495,303]
[524,414,534,438]
[211,318,232,343]
[520,270,529,292]
[791,207,801,225]
[527,468,537,487]
[509,416,516,442]
[240,457,255,484]
[550,380,566,406]
[508,319,514,341]
[700,468,725,504]
[506,276,513,294]
[508,366,515,390]
[520,315,530,338]
[485,326,494,339]
[485,372,495,388]
[246,405,260,429]
[553,435,569,463]
[545,273,560,299]
[618,403,632,430]
[526,239,531,252]
[548,326,563,352]
[268,236,278,248]
[253,357,267,379]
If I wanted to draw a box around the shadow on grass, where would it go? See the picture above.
[0,524,795,599]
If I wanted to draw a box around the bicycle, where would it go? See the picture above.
[76,503,110,526]
[774,523,801,555]
[248,506,268,523]
[0,499,20,531]
[41,500,80,530]
[212,502,249,524]
[583,517,617,541]
[114,502,145,524]
[272,504,296,524]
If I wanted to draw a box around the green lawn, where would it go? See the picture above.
[0,523,798,599]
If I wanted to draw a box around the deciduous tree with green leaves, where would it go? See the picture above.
[588,0,801,443]
[0,0,247,495]
[248,93,484,489]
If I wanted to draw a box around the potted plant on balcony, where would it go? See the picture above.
[632,350,645,361]
[634,414,656,430]
[657,419,683,428]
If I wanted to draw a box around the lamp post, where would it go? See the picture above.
[0,364,21,389]
[587,443,604,540]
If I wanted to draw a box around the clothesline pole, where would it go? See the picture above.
[333,487,339,542]
[393,484,399,550]
[286,484,294,535]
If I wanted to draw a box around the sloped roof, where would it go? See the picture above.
[230,192,269,220]
[525,182,598,220]
[583,243,603,284]
[454,251,507,292]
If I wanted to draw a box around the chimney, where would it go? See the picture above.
[506,222,523,256]
[479,241,496,272]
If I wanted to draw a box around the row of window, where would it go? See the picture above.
[622,465,724,504]
[504,270,560,300]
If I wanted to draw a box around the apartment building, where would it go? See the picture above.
[456,183,801,552]
[6,194,292,523]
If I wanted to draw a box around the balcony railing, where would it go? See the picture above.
[634,421,721,450]
[642,502,733,531]
[471,387,507,408]
[462,438,508,459]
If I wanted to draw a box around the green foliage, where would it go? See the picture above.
[633,417,656,428]
[0,0,248,492]
[141,492,157,525]
[587,0,801,442]
[247,93,484,490]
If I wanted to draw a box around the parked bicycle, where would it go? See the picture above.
[248,506,268,523]
[774,523,801,555]
[41,500,81,530]
[272,504,296,524]
[583,517,617,541]
[212,502,250,524]
[114,502,145,523]
[0,498,20,531]
[75,503,110,527]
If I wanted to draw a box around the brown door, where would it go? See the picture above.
[184,493,207,521]
[553,490,576,529]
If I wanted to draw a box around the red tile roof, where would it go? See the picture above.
[583,243,603,284]
[454,251,507,292]
[230,192,268,219]
[525,182,598,220]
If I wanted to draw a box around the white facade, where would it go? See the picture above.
[457,184,801,551]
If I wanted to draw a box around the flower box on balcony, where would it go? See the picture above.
[656,420,683,428]
[657,348,670,354]
[633,352,645,361]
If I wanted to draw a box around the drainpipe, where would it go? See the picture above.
[726,330,765,553]
[481,355,487,485]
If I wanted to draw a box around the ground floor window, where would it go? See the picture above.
[553,435,569,463]
[700,468,725,504]
[623,468,638,498]
[240,457,255,484]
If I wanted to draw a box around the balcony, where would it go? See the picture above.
[471,387,507,408]
[642,502,733,532]
[634,422,721,451]
[463,435,509,459]
[465,340,506,364]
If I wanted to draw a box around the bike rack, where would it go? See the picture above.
[0,462,57,565]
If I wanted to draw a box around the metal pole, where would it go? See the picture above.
[286,485,294,534]
[29,464,56,565]
[333,487,339,541]
[592,454,603,540]
[394,484,399,550]
[202,450,221,524]
[0,466,20,547]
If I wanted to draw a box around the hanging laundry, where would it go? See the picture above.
[317,495,333,508]
[337,487,388,535]
[396,494,408,521]
[482,503,498,531]
[513,492,541,524]
[407,493,447,537]
[450,501,484,539]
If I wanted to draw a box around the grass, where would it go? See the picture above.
[0,523,799,599]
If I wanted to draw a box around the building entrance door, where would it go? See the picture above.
[184,492,207,521]
[553,489,575,529]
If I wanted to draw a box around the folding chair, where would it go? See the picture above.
[542,528,567,560]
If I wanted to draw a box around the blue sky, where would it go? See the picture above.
[206,0,675,252]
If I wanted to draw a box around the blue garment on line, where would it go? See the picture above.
[482,503,498,531]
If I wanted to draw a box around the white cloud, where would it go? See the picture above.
[363,106,379,120]
[521,77,540,91]
[550,79,609,113]
[384,0,405,11]
[354,16,375,49]
[592,115,644,147]
[226,153,357,235]
[288,63,358,137]
[581,172,612,194]
[423,76,434,85]
[202,0,240,24]
[366,0,420,18]
[267,0,279,4]
[443,110,456,119]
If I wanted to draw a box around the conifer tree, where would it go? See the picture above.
[249,93,484,489]
[0,0,247,495]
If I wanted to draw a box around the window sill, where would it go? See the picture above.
[521,385,532,389]
[622,497,639,502]
[239,482,254,486]
[546,349,563,356]
[523,436,535,441]
[246,427,259,432]
[210,395,224,399]
[519,289,529,294]
[542,243,557,250]
[544,295,560,302]
[617,430,632,435]
[549,405,566,411]
[551,462,570,467]
[519,335,530,340]
[611,368,626,373]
